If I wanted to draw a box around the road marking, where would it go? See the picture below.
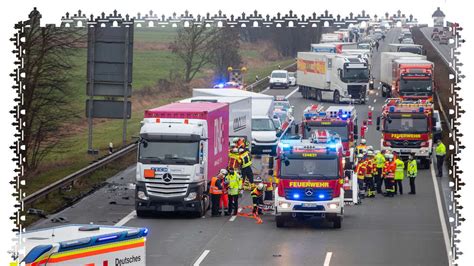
[115,210,136,226]
[324,252,333,266]
[229,207,243,221]
[430,158,453,266]
[286,87,300,99]
[261,87,270,93]
[193,250,210,266]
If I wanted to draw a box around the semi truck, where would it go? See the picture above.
[273,130,356,228]
[192,88,280,155]
[376,98,439,168]
[136,102,229,217]
[388,43,423,55]
[298,52,369,104]
[179,96,252,148]
[380,52,429,98]
[18,225,147,266]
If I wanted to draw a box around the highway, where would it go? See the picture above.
[29,28,451,265]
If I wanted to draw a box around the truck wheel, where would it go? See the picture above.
[422,158,431,169]
[301,87,307,99]
[333,91,340,104]
[333,217,342,229]
[316,90,323,102]
[193,199,206,218]
[276,216,286,228]
[381,88,387,97]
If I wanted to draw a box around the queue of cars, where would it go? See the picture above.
[431,27,450,45]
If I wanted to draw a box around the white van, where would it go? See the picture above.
[269,70,290,89]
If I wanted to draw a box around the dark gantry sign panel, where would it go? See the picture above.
[85,100,131,119]
[87,25,133,97]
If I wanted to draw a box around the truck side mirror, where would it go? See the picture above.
[376,116,381,131]
[284,159,290,167]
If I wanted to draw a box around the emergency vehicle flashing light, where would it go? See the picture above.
[318,194,325,199]
[293,193,300,199]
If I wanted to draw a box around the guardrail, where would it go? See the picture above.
[245,62,297,92]
[23,143,137,206]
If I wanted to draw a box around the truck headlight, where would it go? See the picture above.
[137,191,149,201]
[329,203,339,209]
[279,202,291,209]
[184,192,197,201]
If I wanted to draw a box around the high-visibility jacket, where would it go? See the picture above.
[226,172,243,196]
[436,143,446,156]
[375,153,386,168]
[365,159,374,177]
[407,159,417,177]
[394,158,405,180]
[209,176,223,195]
[240,151,252,168]
[228,152,242,169]
[356,144,367,154]
[384,161,396,179]
[356,161,367,180]
[237,139,246,149]
[251,187,264,198]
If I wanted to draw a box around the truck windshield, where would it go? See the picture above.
[306,125,348,141]
[400,78,432,94]
[398,47,422,54]
[252,118,277,131]
[342,68,369,83]
[139,140,199,165]
[274,102,291,110]
[358,43,370,49]
[280,158,339,179]
[274,112,288,123]
[384,116,428,133]
[271,72,287,78]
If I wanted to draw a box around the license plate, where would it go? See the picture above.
[161,205,175,212]
[302,203,318,208]
[400,149,411,153]
[262,149,272,152]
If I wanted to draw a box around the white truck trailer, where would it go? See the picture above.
[180,96,252,147]
[380,52,427,97]
[17,225,147,266]
[192,88,280,155]
[297,52,369,104]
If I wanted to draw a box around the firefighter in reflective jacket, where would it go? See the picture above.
[228,148,242,170]
[365,151,376,198]
[394,157,405,195]
[383,154,396,197]
[251,179,265,215]
[374,150,386,193]
[356,139,367,155]
[209,169,226,216]
[356,154,366,199]
[240,148,254,183]
[225,167,243,215]
[407,154,417,194]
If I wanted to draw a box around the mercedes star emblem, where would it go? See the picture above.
[163,173,173,183]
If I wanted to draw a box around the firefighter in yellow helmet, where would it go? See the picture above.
[251,176,265,215]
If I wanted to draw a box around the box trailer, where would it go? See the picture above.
[179,96,252,147]
[297,52,369,104]
[136,102,229,216]
[18,225,147,266]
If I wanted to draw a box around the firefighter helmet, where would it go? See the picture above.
[239,148,245,153]
[367,150,374,156]
[232,137,239,143]
[374,150,380,154]
[257,183,264,191]
[360,139,367,144]
[254,176,263,183]
[220,169,228,175]
[232,148,239,153]
[357,153,364,159]
[367,145,374,151]
[388,154,394,160]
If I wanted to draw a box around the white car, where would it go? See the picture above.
[288,72,296,86]
[401,38,415,44]
[269,70,290,89]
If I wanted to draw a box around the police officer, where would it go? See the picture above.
[407,154,418,194]
[394,156,405,195]
[240,148,254,183]
[435,139,446,177]
[374,150,386,193]
[225,167,243,215]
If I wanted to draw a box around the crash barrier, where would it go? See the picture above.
[23,142,137,206]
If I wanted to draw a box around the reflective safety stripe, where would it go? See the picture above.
[241,152,252,168]
[407,160,417,176]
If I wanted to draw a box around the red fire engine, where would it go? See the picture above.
[377,98,435,168]
[301,104,359,169]
[273,130,358,229]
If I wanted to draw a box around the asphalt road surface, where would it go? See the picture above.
[29,28,451,266]
[420,27,455,70]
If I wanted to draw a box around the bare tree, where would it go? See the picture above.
[170,26,221,83]
[23,9,85,172]
[212,27,242,82]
